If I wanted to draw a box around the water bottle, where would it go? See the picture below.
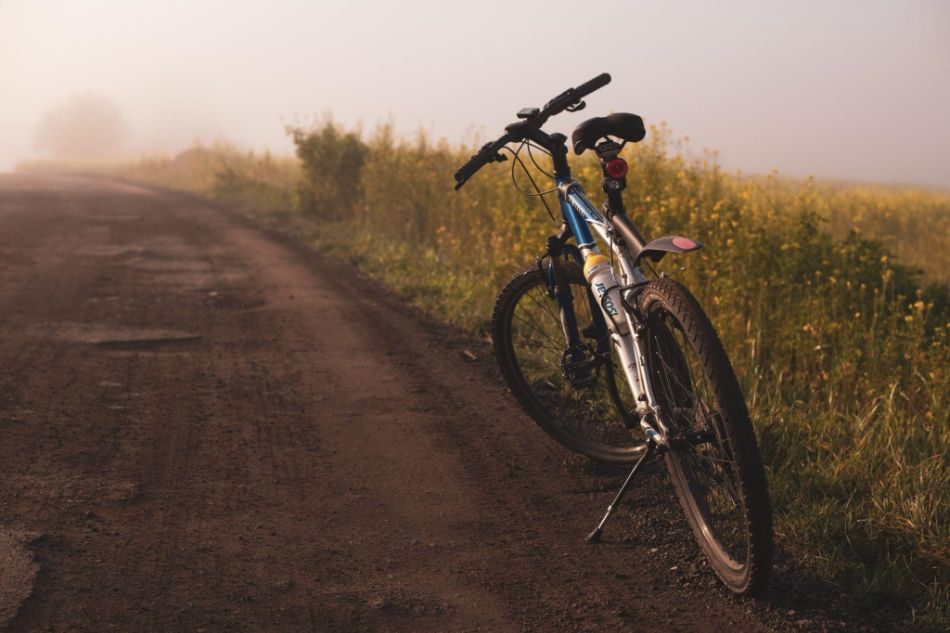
[583,254,629,335]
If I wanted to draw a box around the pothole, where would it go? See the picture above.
[37,323,204,351]
[93,333,202,351]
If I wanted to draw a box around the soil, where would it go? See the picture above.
[0,174,892,631]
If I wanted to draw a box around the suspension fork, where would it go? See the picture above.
[544,231,583,349]
[542,228,615,391]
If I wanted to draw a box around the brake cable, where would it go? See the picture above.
[504,142,558,224]
[525,141,555,180]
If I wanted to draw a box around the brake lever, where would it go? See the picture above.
[542,88,574,113]
[566,100,586,113]
[478,143,507,163]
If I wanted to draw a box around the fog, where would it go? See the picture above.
[1,0,948,186]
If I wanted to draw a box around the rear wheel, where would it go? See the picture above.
[639,279,773,594]
[492,261,645,464]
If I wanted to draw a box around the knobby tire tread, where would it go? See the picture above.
[639,278,773,595]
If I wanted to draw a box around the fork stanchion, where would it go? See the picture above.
[586,441,655,543]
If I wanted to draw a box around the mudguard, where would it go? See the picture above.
[633,235,703,264]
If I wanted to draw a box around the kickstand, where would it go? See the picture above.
[586,442,655,543]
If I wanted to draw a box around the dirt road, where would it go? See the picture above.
[0,175,856,631]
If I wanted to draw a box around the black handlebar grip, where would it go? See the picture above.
[454,154,485,190]
[575,73,611,98]
[454,139,507,190]
[454,163,475,189]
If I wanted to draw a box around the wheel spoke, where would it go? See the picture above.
[512,310,563,352]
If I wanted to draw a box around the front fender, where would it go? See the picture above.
[633,235,703,265]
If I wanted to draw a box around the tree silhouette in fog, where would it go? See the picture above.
[34,95,128,159]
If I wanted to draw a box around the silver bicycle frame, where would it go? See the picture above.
[557,180,670,444]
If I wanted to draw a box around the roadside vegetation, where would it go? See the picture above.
[24,122,949,630]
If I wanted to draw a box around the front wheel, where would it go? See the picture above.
[639,279,773,595]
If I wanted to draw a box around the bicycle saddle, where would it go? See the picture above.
[571,113,646,155]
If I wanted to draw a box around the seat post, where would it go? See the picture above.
[595,141,627,217]
[594,141,649,254]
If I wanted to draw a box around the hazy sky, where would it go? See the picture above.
[2,0,949,186]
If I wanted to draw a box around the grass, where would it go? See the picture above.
[22,122,949,630]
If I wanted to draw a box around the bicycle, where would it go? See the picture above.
[453,73,773,595]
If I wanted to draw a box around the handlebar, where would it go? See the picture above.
[540,72,611,120]
[454,73,611,190]
[576,72,612,97]
[453,134,513,190]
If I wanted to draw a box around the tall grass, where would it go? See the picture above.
[114,141,300,217]
[62,123,948,630]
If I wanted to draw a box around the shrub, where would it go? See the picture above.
[291,123,368,220]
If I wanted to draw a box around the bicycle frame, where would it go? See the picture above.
[451,77,702,447]
[550,176,671,444]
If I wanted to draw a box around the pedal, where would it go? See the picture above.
[559,345,600,388]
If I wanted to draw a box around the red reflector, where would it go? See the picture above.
[672,236,697,250]
[605,158,628,179]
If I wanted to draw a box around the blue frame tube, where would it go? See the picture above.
[557,180,605,253]
[560,197,594,250]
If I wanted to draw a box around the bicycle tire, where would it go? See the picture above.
[638,278,773,594]
[492,261,646,464]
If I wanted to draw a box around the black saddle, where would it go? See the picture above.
[571,113,645,155]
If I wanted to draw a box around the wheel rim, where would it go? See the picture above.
[507,273,643,455]
[647,309,750,571]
